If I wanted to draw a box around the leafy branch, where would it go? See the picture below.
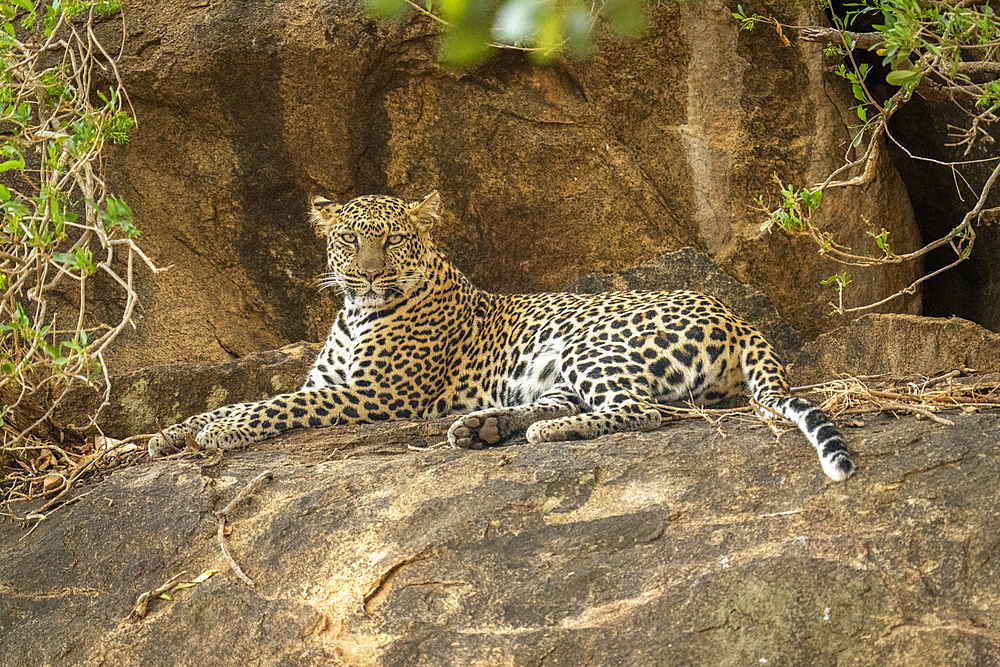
[735,1,1000,315]
[1,1,162,463]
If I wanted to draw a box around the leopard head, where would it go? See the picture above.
[310,192,440,308]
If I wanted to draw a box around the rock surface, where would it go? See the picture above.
[791,314,1000,385]
[89,0,922,375]
[57,341,322,438]
[2,409,999,666]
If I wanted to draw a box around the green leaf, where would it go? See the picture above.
[0,158,23,172]
[101,195,139,239]
[885,68,920,87]
[11,102,30,124]
[10,0,33,14]
[857,104,867,121]
[439,24,494,68]
[820,271,851,287]
[801,188,823,210]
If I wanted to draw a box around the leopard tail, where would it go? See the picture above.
[742,341,855,481]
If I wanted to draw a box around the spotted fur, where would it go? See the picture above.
[148,192,855,481]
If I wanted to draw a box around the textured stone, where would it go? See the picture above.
[790,313,1000,385]
[56,342,321,438]
[2,409,999,666]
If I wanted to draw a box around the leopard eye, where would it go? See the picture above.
[339,232,357,245]
[386,233,405,246]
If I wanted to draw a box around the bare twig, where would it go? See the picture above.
[799,27,1000,78]
[214,471,274,591]
[647,372,1000,442]
[798,27,885,51]
[876,401,956,425]
[216,471,274,518]
[128,571,188,622]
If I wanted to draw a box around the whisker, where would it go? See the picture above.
[314,274,347,293]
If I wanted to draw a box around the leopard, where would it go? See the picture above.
[148,191,855,481]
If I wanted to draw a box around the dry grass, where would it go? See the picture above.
[1,431,151,525]
[800,368,1000,425]
[653,368,1000,434]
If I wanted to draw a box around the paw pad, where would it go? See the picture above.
[449,415,501,449]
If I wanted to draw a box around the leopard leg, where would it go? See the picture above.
[525,400,662,444]
[448,386,582,449]
[147,402,257,458]
[521,360,664,443]
[193,385,418,451]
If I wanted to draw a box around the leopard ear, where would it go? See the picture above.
[310,195,342,237]
[407,191,440,232]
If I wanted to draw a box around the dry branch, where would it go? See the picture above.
[654,370,1000,434]
[748,3,1000,315]
[128,571,188,622]
[798,27,884,51]
[214,471,274,591]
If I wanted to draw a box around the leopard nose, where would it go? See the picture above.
[361,268,382,281]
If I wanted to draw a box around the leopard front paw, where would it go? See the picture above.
[195,418,251,452]
[148,424,193,458]
[525,419,556,445]
[448,411,504,449]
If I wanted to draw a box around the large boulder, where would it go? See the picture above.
[90,0,922,376]
[791,314,1000,385]
[2,409,998,666]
